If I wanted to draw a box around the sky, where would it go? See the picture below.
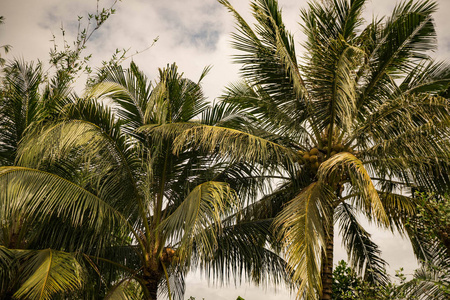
[1,0,449,299]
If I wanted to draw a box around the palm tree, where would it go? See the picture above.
[1,62,288,299]
[0,60,90,299]
[174,0,449,298]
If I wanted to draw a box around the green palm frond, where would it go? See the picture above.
[378,191,416,233]
[400,60,450,94]
[88,62,151,130]
[274,182,335,299]
[318,152,388,226]
[309,42,364,134]
[199,219,292,288]
[105,278,144,300]
[157,266,185,300]
[358,0,437,109]
[221,81,313,148]
[335,202,389,285]
[219,0,309,106]
[402,245,450,299]
[171,124,298,166]
[201,101,250,129]
[17,118,141,211]
[159,181,239,262]
[0,167,131,250]
[14,249,83,300]
[0,246,15,293]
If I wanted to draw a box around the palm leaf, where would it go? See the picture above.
[0,166,131,252]
[159,181,239,262]
[274,182,335,299]
[199,219,292,288]
[170,124,297,166]
[318,152,388,226]
[335,202,389,285]
[14,249,83,300]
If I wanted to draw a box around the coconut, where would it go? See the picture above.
[330,151,337,157]
[312,162,320,169]
[303,153,310,161]
[335,144,344,152]
[310,148,319,155]
[310,155,318,163]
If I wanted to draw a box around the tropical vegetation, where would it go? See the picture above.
[0,0,449,299]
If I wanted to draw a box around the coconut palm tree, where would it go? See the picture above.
[1,62,289,299]
[0,59,91,299]
[173,0,450,298]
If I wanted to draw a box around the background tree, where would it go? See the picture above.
[0,16,11,66]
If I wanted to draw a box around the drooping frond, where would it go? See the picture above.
[0,167,130,251]
[318,152,388,226]
[198,219,292,288]
[335,202,389,285]
[157,266,185,300]
[17,118,141,215]
[13,249,83,300]
[170,124,298,166]
[378,191,417,233]
[159,182,239,262]
[274,182,335,299]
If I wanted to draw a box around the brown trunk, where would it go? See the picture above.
[142,268,161,300]
[320,215,334,300]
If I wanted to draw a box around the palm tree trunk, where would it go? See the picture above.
[320,215,334,300]
[142,269,160,300]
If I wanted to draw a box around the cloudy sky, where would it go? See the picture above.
[2,0,449,299]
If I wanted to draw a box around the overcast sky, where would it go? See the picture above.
[2,0,449,299]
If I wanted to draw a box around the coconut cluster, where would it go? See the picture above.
[299,143,352,171]
[161,247,177,264]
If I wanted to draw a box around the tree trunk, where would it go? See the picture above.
[320,215,334,300]
[142,269,160,300]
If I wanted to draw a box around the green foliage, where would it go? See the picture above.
[49,0,120,80]
[412,193,450,254]
[333,260,450,300]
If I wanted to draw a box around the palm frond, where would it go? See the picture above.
[219,0,309,109]
[318,152,388,226]
[0,166,131,252]
[14,249,83,300]
[159,181,239,262]
[274,182,335,299]
[171,124,298,166]
[358,0,438,109]
[335,202,389,285]
[0,59,43,165]
[199,219,292,288]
